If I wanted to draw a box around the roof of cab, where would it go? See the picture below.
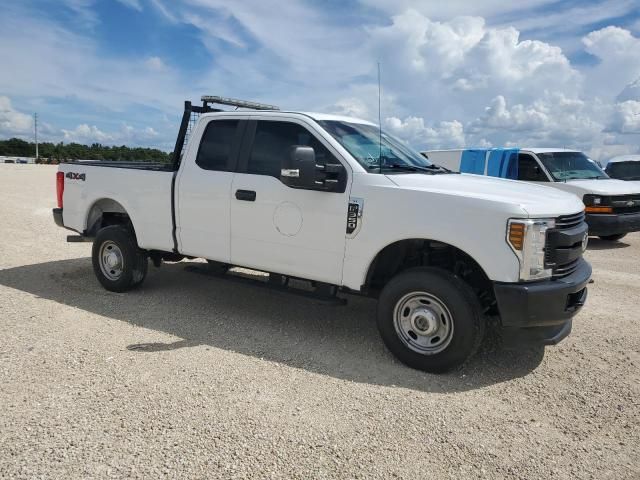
[520,148,581,154]
[604,154,640,166]
[201,110,375,126]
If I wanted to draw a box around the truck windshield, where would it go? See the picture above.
[537,152,608,181]
[606,161,640,180]
[318,120,439,173]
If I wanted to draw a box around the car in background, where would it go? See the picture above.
[423,148,640,242]
[603,155,640,181]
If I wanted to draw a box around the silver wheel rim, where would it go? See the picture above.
[99,241,125,281]
[393,291,454,355]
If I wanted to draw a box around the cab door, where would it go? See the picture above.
[229,118,351,284]
[175,116,247,261]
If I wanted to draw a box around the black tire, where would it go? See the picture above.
[598,233,626,241]
[377,267,484,373]
[92,225,148,292]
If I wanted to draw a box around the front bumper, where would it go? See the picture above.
[53,208,64,227]
[493,258,592,344]
[586,212,640,236]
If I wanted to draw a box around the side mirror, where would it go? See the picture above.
[281,146,345,192]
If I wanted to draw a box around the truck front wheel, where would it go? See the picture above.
[92,225,148,292]
[377,268,484,373]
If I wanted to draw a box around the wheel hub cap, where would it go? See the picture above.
[393,292,455,355]
[106,252,120,268]
[99,241,124,281]
[410,308,438,336]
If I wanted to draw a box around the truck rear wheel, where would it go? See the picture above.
[377,267,484,373]
[92,225,148,292]
[598,233,626,241]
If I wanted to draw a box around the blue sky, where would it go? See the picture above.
[1,0,639,159]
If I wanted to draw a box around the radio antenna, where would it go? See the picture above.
[378,61,383,173]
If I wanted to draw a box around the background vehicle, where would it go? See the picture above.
[53,97,591,373]
[603,155,640,181]
[424,148,640,242]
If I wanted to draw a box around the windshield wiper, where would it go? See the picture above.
[369,163,430,173]
[422,163,454,174]
[368,163,449,174]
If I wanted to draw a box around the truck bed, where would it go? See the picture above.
[59,162,175,251]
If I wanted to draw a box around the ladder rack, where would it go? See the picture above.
[171,95,280,169]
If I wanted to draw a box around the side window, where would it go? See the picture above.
[518,154,547,181]
[196,120,240,171]
[248,121,335,178]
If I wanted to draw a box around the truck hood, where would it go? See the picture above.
[386,173,584,217]
[552,178,640,196]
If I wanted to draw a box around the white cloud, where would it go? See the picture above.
[582,26,640,98]
[0,96,33,136]
[608,101,640,134]
[468,93,606,147]
[385,116,466,148]
[0,8,189,116]
[583,25,640,59]
[62,124,113,143]
[366,10,580,125]
[618,77,640,102]
[62,123,160,145]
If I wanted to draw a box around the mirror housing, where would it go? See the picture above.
[281,146,345,192]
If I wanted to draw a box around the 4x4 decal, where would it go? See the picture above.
[66,172,86,181]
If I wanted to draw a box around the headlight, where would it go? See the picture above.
[583,194,613,213]
[584,195,602,206]
[507,218,555,281]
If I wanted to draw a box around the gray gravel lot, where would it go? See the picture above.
[0,164,638,479]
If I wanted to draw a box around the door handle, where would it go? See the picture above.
[235,189,256,201]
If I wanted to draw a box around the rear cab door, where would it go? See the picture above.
[229,115,352,284]
[175,114,249,261]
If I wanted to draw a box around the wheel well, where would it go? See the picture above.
[364,239,496,313]
[86,199,135,237]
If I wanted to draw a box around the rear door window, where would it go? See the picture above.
[196,120,241,171]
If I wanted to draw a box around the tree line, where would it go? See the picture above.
[0,138,171,163]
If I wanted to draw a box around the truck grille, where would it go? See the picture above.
[545,212,587,279]
[554,211,585,229]
[609,195,640,214]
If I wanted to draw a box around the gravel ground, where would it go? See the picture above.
[0,163,638,479]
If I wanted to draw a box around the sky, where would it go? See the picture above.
[1,0,639,160]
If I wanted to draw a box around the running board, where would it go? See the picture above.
[184,264,347,305]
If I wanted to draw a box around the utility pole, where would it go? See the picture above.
[34,113,39,160]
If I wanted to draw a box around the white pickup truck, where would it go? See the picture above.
[424,148,640,242]
[53,96,592,373]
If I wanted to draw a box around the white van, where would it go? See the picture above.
[603,155,640,182]
[423,148,640,241]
